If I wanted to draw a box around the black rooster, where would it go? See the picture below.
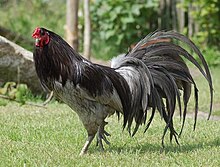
[32,27,213,155]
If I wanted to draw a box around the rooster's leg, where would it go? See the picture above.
[80,134,95,156]
[96,121,111,151]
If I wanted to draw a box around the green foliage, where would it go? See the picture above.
[0,0,66,50]
[0,82,40,104]
[91,0,159,59]
[0,82,17,98]
[15,84,29,104]
[182,0,220,47]
[0,0,219,65]
[202,47,220,67]
[190,33,220,67]
[92,38,119,60]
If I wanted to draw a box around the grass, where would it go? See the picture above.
[0,67,220,166]
[188,67,220,116]
[0,102,219,166]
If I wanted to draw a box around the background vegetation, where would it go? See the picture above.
[0,0,219,63]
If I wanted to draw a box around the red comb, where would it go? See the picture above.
[32,27,41,38]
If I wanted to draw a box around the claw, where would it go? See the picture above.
[104,130,111,136]
[96,121,111,151]
[102,134,111,145]
[80,135,95,155]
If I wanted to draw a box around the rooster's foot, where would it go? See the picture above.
[80,135,95,156]
[96,121,111,151]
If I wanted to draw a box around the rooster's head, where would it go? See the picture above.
[32,27,50,48]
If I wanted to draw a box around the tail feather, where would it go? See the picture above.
[193,86,199,130]
[147,31,213,117]
[112,31,213,146]
[179,82,191,136]
[144,107,156,133]
[132,43,209,81]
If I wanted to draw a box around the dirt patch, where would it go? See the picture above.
[186,111,220,121]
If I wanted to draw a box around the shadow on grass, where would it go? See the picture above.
[106,137,220,154]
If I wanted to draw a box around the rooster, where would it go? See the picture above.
[32,27,213,155]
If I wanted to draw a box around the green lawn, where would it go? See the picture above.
[0,67,220,166]
[0,102,219,166]
[189,67,220,115]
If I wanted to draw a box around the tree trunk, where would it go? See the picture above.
[188,3,194,38]
[159,0,171,30]
[0,35,43,94]
[83,0,91,60]
[171,0,178,31]
[158,0,165,29]
[159,0,179,30]
[194,5,199,34]
[177,0,185,32]
[66,0,79,51]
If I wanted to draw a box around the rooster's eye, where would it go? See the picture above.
[40,29,45,36]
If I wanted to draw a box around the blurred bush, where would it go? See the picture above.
[0,0,219,65]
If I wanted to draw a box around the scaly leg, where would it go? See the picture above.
[80,134,95,156]
[96,121,111,151]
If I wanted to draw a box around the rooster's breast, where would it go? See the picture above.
[52,80,115,127]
